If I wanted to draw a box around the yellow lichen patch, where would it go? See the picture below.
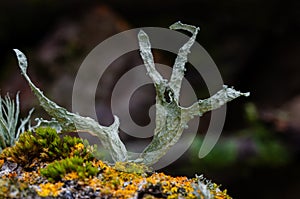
[0,155,232,198]
[21,171,40,184]
[0,127,231,198]
[74,143,85,151]
[214,189,231,199]
[63,171,79,181]
[37,182,64,197]
[75,160,199,198]
[68,161,143,198]
[92,159,109,170]
[0,159,4,167]
[142,173,197,198]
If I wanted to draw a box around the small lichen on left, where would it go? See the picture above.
[0,93,33,152]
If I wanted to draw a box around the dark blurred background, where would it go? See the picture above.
[0,0,300,198]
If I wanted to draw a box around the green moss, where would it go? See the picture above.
[40,156,99,182]
[0,127,94,167]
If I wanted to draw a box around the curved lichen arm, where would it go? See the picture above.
[183,85,250,121]
[137,22,249,165]
[169,21,200,102]
[13,49,128,162]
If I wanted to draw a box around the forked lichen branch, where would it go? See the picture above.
[13,21,249,166]
[135,21,249,165]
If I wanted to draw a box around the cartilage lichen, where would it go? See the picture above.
[14,49,128,163]
[13,21,249,166]
[135,21,249,165]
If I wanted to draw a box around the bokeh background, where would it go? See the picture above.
[0,0,299,198]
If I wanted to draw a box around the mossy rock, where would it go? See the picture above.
[0,127,232,198]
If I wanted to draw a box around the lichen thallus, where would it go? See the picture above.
[13,21,249,166]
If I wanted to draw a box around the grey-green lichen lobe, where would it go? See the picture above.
[14,49,128,163]
[13,21,249,166]
[136,22,249,165]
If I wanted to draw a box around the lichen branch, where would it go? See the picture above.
[138,30,166,86]
[183,85,250,120]
[13,49,128,162]
[137,22,249,165]
[169,21,200,101]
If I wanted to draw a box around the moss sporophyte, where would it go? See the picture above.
[0,22,248,198]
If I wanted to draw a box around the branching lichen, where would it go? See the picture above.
[14,49,128,163]
[0,93,33,151]
[135,21,249,165]
[13,21,249,166]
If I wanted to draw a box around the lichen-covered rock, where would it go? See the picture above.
[0,127,231,199]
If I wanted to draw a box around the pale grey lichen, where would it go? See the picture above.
[192,174,214,199]
[30,118,62,132]
[14,49,127,162]
[135,21,249,165]
[0,93,33,151]
[13,21,249,166]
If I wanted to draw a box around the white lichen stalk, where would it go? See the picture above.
[136,21,249,165]
[13,49,128,162]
